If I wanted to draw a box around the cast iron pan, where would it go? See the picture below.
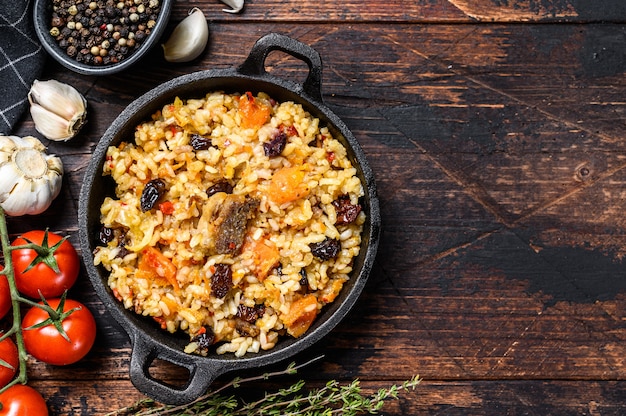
[78,33,380,405]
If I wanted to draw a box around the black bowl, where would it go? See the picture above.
[78,33,380,405]
[33,0,173,76]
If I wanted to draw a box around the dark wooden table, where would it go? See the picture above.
[9,0,626,414]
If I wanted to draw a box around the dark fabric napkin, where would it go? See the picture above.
[0,0,46,134]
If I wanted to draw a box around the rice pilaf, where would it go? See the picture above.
[94,91,365,357]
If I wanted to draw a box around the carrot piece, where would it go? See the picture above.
[319,278,345,304]
[281,294,318,338]
[137,246,179,290]
[242,237,280,281]
[239,92,271,129]
[268,165,310,205]
[158,200,175,215]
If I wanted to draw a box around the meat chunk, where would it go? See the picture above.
[235,319,260,337]
[214,195,260,254]
[197,192,260,255]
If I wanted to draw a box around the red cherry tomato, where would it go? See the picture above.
[22,298,96,366]
[11,230,79,299]
[0,337,18,389]
[0,385,48,415]
[0,272,10,320]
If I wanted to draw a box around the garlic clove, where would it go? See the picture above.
[162,7,209,63]
[29,105,75,142]
[0,135,63,216]
[220,0,244,13]
[28,79,87,142]
[28,80,86,122]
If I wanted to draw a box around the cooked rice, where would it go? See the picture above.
[94,91,365,356]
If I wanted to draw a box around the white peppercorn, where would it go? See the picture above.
[50,0,162,66]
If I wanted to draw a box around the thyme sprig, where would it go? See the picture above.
[106,356,420,416]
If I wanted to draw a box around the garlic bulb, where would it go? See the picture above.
[220,0,244,13]
[0,135,63,216]
[162,8,209,63]
[28,79,87,142]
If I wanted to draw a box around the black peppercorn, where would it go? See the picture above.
[49,0,161,66]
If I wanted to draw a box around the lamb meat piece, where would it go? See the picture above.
[211,193,260,255]
[235,319,260,337]
[197,192,260,255]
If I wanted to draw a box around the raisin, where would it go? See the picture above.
[332,194,362,225]
[140,179,167,211]
[236,304,266,323]
[309,237,341,261]
[206,180,233,197]
[190,133,214,151]
[191,326,215,355]
[211,263,232,298]
[98,226,114,245]
[115,233,130,259]
[263,131,287,157]
[299,268,308,287]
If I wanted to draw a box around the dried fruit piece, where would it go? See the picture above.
[190,326,215,355]
[140,179,167,211]
[237,304,266,323]
[98,226,114,245]
[190,133,213,151]
[332,194,362,225]
[211,263,232,298]
[263,131,287,157]
[206,180,233,197]
[309,237,341,261]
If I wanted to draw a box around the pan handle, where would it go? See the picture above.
[128,332,226,405]
[238,33,324,104]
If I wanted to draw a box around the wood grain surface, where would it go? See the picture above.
[7,0,626,414]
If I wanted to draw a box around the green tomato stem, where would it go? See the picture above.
[0,209,70,396]
[0,206,29,392]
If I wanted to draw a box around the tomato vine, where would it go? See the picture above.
[0,207,84,393]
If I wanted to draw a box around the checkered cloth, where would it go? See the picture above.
[0,0,46,134]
